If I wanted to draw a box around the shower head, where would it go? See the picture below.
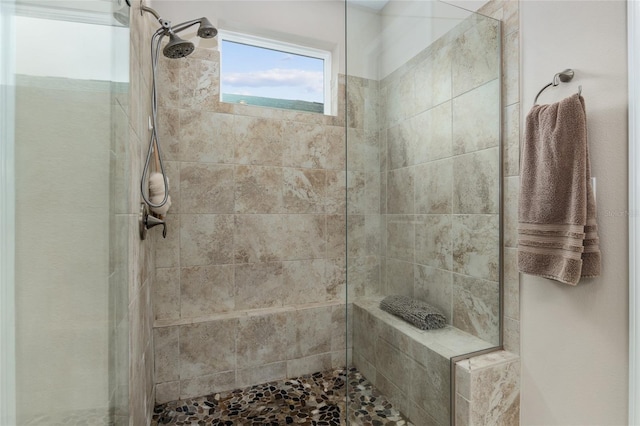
[197,17,218,39]
[163,32,195,58]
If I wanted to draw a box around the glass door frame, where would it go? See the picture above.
[0,0,16,424]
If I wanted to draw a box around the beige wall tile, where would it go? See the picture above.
[234,116,283,166]
[452,17,500,97]
[283,168,326,213]
[236,362,287,389]
[387,168,415,214]
[281,214,326,260]
[179,320,237,379]
[386,218,415,262]
[153,327,179,383]
[503,30,519,107]
[452,274,500,344]
[155,214,180,268]
[415,215,453,270]
[414,45,452,113]
[282,259,327,305]
[234,165,284,214]
[451,214,499,281]
[470,360,520,425]
[236,312,291,368]
[180,58,220,112]
[178,110,234,164]
[235,262,284,310]
[325,257,347,301]
[453,148,500,214]
[153,267,180,321]
[411,102,453,164]
[180,214,234,266]
[384,258,415,297]
[180,265,234,318]
[452,79,500,155]
[180,163,234,214]
[415,158,453,214]
[234,214,284,263]
[180,371,236,400]
[408,355,451,426]
[287,353,333,378]
[414,265,453,323]
[155,381,180,405]
[387,121,411,170]
[282,121,326,169]
[289,306,333,359]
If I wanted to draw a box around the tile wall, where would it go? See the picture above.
[125,3,157,424]
[379,13,501,345]
[151,44,366,403]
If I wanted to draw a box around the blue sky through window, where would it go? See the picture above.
[221,40,325,103]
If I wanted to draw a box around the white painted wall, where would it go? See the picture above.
[151,0,471,81]
[520,2,629,425]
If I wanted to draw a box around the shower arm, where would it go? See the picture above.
[171,19,204,34]
[140,5,202,35]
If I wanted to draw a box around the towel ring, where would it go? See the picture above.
[533,69,580,105]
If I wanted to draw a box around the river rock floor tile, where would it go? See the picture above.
[152,367,413,426]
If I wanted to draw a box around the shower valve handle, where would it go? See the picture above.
[146,214,167,238]
[139,203,167,239]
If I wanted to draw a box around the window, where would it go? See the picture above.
[219,31,331,115]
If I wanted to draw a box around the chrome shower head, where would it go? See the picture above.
[197,17,217,39]
[163,32,195,58]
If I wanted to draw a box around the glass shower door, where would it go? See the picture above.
[6,1,130,424]
[346,1,502,424]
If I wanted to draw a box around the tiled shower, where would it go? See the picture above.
[4,0,521,425]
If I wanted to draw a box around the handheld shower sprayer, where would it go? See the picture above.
[125,0,218,237]
[126,2,218,234]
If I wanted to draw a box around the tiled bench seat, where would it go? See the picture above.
[352,297,495,426]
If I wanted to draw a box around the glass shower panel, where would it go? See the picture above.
[346,1,501,424]
[12,1,129,424]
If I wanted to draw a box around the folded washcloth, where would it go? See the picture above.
[379,295,446,330]
[518,93,601,285]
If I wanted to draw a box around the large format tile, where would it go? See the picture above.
[283,168,326,213]
[180,265,234,318]
[179,320,237,380]
[234,262,284,310]
[180,163,234,214]
[415,215,453,270]
[236,312,291,368]
[415,158,453,214]
[452,79,500,155]
[387,168,415,214]
[451,215,499,281]
[179,110,234,164]
[234,215,284,263]
[234,116,283,166]
[452,273,500,345]
[452,17,500,97]
[234,165,284,214]
[180,214,234,266]
[453,148,499,214]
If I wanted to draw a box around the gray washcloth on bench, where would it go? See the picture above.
[380,295,446,330]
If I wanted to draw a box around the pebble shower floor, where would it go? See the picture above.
[151,367,414,426]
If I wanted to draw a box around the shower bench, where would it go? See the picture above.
[352,297,495,426]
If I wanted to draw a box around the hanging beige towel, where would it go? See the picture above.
[518,93,600,285]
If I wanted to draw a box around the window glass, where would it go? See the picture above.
[220,35,329,114]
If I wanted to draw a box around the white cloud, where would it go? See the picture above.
[222,68,323,94]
